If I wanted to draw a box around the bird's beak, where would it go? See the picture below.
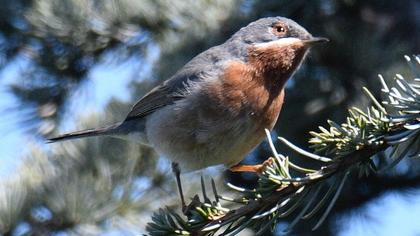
[302,37,329,46]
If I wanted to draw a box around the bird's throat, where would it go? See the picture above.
[247,40,308,89]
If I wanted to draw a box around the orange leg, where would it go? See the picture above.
[229,157,274,174]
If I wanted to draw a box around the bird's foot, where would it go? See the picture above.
[229,157,275,174]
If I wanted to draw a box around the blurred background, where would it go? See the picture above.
[0,0,419,235]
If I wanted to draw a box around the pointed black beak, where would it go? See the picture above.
[302,37,329,46]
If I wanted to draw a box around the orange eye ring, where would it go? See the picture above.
[272,22,288,36]
[275,26,285,33]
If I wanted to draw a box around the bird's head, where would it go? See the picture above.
[230,17,328,80]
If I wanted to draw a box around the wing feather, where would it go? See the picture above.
[125,84,177,120]
[124,69,207,121]
[124,45,231,121]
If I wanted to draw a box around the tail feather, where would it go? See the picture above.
[47,123,121,143]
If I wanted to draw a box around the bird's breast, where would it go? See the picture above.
[144,60,287,171]
[208,60,286,130]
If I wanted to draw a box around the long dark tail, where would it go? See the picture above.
[47,122,121,143]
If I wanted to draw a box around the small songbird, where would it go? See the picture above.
[49,16,328,173]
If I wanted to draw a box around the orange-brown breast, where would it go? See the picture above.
[213,40,307,129]
[206,60,285,131]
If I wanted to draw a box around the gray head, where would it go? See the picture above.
[229,16,328,46]
[221,17,328,83]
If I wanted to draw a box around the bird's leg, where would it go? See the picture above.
[171,162,187,213]
[229,157,275,174]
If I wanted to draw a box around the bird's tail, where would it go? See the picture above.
[47,122,122,143]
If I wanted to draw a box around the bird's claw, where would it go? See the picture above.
[229,157,275,174]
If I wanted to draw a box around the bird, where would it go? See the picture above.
[49,17,328,205]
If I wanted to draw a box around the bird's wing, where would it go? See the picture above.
[124,84,176,121]
[124,43,241,121]
[124,53,226,121]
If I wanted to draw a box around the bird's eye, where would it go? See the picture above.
[276,26,285,33]
[272,23,288,36]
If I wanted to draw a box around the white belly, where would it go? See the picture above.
[145,101,266,172]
